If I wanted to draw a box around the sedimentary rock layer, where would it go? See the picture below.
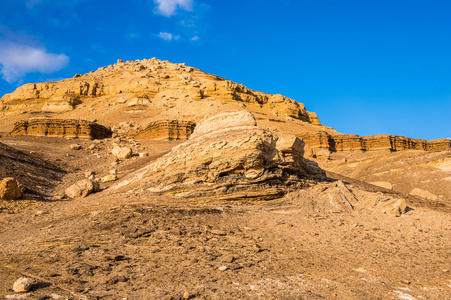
[10,119,112,139]
[298,132,451,152]
[133,120,196,140]
[115,111,323,200]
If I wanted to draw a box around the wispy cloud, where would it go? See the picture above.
[157,32,180,41]
[0,41,69,83]
[153,0,193,17]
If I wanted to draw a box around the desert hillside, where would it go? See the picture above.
[0,59,450,299]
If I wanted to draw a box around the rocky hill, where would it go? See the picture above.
[0,58,450,299]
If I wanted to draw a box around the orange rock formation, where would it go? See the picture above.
[298,132,451,152]
[133,120,196,141]
[10,119,112,140]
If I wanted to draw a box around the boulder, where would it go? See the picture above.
[0,178,24,200]
[112,145,132,159]
[13,277,33,293]
[65,179,100,199]
[114,111,319,200]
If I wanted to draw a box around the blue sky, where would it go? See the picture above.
[0,0,450,140]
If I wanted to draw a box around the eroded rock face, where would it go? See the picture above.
[10,119,112,139]
[115,111,321,200]
[133,120,196,140]
[298,132,451,152]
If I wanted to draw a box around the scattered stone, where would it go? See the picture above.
[70,144,82,150]
[5,294,29,299]
[106,275,128,285]
[13,277,33,292]
[370,181,393,190]
[138,152,149,157]
[218,266,228,271]
[110,169,117,175]
[410,188,438,201]
[381,198,407,217]
[183,291,190,299]
[85,170,95,178]
[353,267,367,273]
[101,174,118,183]
[65,179,100,199]
[112,145,132,159]
[0,178,24,200]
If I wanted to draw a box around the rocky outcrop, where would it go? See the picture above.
[10,119,112,139]
[114,111,322,200]
[298,132,451,152]
[0,58,320,124]
[133,120,196,140]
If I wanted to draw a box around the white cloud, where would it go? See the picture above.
[158,32,180,41]
[191,36,199,41]
[0,41,69,83]
[153,0,193,17]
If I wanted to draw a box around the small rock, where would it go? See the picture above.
[370,181,393,190]
[13,277,33,292]
[101,174,118,183]
[410,188,438,201]
[70,144,82,150]
[210,229,227,236]
[85,170,95,178]
[382,198,407,217]
[138,152,149,157]
[0,178,24,200]
[65,179,100,199]
[183,291,190,299]
[218,266,228,271]
[109,169,117,175]
[5,294,29,299]
[106,275,128,285]
[353,267,367,273]
[112,145,132,159]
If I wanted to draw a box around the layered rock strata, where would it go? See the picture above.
[133,120,196,140]
[298,132,451,152]
[10,119,112,140]
[114,111,323,200]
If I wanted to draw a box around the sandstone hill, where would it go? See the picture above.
[0,58,450,299]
